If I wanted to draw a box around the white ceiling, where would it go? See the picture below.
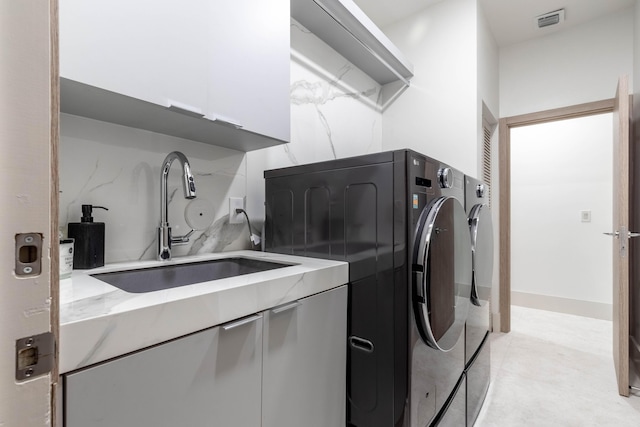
[354,0,635,46]
[352,0,443,30]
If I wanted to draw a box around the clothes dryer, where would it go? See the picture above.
[409,163,471,427]
[463,175,494,426]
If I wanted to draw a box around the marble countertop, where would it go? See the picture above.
[60,250,348,374]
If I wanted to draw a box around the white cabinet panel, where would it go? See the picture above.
[64,315,262,427]
[60,0,209,113]
[59,0,290,150]
[206,0,290,142]
[262,286,348,427]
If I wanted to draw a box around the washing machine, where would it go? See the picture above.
[264,149,472,427]
[463,175,494,426]
[409,162,471,427]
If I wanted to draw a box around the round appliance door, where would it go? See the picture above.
[413,196,472,352]
[469,203,494,307]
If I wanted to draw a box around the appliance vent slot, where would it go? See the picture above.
[536,9,565,29]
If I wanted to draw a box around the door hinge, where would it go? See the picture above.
[16,332,55,381]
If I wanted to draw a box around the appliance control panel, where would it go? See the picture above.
[438,167,452,189]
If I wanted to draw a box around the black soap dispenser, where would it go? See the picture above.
[67,204,108,269]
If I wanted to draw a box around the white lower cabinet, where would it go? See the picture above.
[262,285,347,427]
[63,286,347,426]
[64,313,263,427]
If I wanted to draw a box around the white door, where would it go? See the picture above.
[0,0,57,425]
[609,75,631,397]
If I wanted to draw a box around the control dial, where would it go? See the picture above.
[437,167,452,189]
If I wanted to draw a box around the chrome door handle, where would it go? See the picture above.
[271,301,300,314]
[604,231,640,238]
[222,314,262,331]
[606,227,639,259]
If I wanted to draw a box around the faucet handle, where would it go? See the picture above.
[171,229,195,246]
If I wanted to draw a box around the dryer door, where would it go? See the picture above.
[413,196,472,352]
[469,203,494,307]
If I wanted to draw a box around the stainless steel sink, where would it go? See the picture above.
[91,257,292,293]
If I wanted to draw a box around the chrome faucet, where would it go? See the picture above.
[158,151,196,260]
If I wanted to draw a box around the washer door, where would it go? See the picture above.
[413,196,472,352]
[469,203,494,307]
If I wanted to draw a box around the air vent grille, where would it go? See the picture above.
[536,9,565,29]
[482,124,492,207]
[538,14,559,27]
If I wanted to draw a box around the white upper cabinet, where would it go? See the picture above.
[60,0,209,113]
[206,0,290,142]
[59,0,290,151]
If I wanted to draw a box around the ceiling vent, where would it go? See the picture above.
[536,9,565,28]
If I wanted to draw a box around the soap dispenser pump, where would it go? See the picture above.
[67,204,108,269]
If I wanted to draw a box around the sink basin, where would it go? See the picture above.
[91,257,292,293]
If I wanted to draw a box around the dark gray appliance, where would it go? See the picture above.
[264,150,472,427]
[464,175,494,426]
[410,163,470,427]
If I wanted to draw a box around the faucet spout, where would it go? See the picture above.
[158,151,196,260]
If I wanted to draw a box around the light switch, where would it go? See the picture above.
[581,210,591,223]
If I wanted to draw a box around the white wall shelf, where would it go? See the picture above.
[292,0,414,87]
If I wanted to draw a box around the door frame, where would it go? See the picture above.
[612,76,631,396]
[51,0,61,420]
[498,98,615,332]
[0,0,59,426]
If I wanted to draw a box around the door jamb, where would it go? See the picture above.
[498,98,615,332]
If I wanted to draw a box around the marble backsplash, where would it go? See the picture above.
[59,18,385,264]
[59,114,249,264]
[245,19,384,219]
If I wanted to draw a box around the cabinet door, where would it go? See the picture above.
[64,315,263,427]
[262,286,348,427]
[60,0,208,113]
[206,0,290,142]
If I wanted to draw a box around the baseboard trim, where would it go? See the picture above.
[490,312,501,333]
[511,291,612,321]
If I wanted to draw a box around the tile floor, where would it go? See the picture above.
[475,305,640,426]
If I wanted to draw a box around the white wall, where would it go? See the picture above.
[381,0,479,176]
[631,0,640,377]
[510,113,613,319]
[635,1,640,118]
[500,7,634,118]
[477,4,499,122]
